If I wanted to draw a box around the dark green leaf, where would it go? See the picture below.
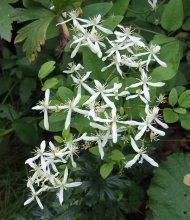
[108,0,130,16]
[19,78,36,104]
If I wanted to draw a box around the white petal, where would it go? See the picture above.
[66,182,82,188]
[36,196,44,210]
[135,125,147,140]
[90,122,107,130]
[142,154,159,167]
[125,154,140,168]
[71,42,81,58]
[58,187,64,205]
[148,124,165,136]
[130,136,140,152]
[97,25,113,34]
[65,110,72,129]
[24,197,34,206]
[112,122,117,143]
[153,54,167,67]
[97,139,104,159]
[40,140,46,152]
[44,110,49,130]
[147,82,165,87]
[45,89,50,106]
[143,84,150,101]
[155,118,169,129]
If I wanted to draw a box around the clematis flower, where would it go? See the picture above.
[134,44,167,70]
[25,140,47,171]
[126,89,148,104]
[71,71,95,95]
[63,62,84,74]
[125,137,159,168]
[148,0,158,10]
[94,109,140,143]
[83,80,121,110]
[55,167,82,205]
[59,94,89,129]
[24,184,48,209]
[126,69,165,101]
[32,89,56,130]
[134,105,167,140]
[82,14,113,34]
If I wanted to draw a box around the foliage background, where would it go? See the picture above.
[0,0,190,219]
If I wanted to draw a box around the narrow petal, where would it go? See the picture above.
[135,125,147,140]
[44,110,49,130]
[155,118,169,129]
[130,136,140,152]
[97,139,104,159]
[65,110,72,129]
[112,122,117,143]
[125,154,140,168]
[45,89,50,106]
[65,182,82,188]
[142,154,159,167]
[143,84,150,101]
[148,124,165,136]
[36,196,44,210]
[24,197,34,206]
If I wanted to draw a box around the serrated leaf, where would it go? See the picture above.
[178,90,190,108]
[168,88,178,106]
[163,108,179,123]
[0,0,17,42]
[161,0,184,31]
[42,77,59,91]
[38,61,55,79]
[14,7,55,61]
[82,2,113,18]
[147,153,190,220]
[100,162,114,179]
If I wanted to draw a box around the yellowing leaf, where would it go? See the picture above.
[14,7,55,61]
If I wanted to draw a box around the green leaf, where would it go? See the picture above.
[52,0,83,12]
[161,0,184,31]
[100,162,114,179]
[108,0,130,16]
[54,135,64,143]
[180,114,190,130]
[89,146,99,156]
[14,6,55,61]
[102,15,123,31]
[174,107,187,115]
[110,149,125,161]
[82,2,113,18]
[178,90,190,108]
[0,0,17,42]
[19,78,36,104]
[82,48,109,80]
[182,17,190,30]
[38,61,55,79]
[163,108,179,123]
[147,153,190,220]
[57,86,74,102]
[12,118,38,145]
[168,88,178,106]
[42,77,59,91]
[151,41,180,81]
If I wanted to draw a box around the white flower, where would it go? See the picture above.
[102,38,126,62]
[126,69,165,101]
[94,109,139,143]
[126,89,148,104]
[32,89,56,130]
[134,44,167,70]
[55,167,82,205]
[82,14,113,34]
[60,94,89,129]
[83,80,120,110]
[101,55,123,77]
[25,140,47,171]
[125,137,159,168]
[62,133,87,167]
[134,105,167,140]
[114,25,134,43]
[56,10,87,31]
[24,184,47,209]
[83,132,112,159]
[148,0,158,10]
[71,71,95,95]
[106,83,130,100]
[85,101,108,118]
[63,62,84,74]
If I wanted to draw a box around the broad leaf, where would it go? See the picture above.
[100,162,114,179]
[108,0,130,16]
[168,88,178,107]
[161,0,184,31]
[178,90,190,108]
[38,61,55,79]
[163,108,179,123]
[147,153,190,220]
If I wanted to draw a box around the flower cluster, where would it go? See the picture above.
[25,8,168,209]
